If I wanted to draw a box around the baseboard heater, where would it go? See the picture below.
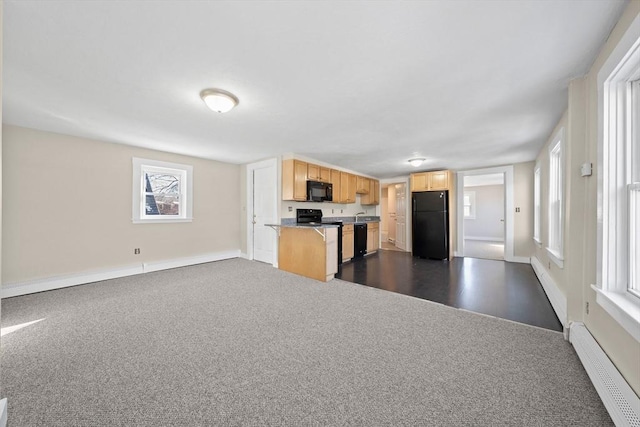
[569,323,640,426]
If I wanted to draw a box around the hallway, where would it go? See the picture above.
[336,251,562,331]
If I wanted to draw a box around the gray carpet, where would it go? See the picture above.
[1,258,611,426]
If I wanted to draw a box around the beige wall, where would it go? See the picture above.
[533,1,640,395]
[463,184,504,240]
[513,161,534,258]
[2,125,241,284]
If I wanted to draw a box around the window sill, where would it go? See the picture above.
[133,218,193,224]
[546,247,564,268]
[591,285,640,342]
[533,238,542,248]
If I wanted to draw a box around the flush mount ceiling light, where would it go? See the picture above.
[200,88,239,113]
[408,158,425,167]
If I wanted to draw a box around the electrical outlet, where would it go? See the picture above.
[332,209,334,214]
[585,302,590,315]
[515,207,520,213]
[134,248,140,255]
[288,206,293,212]
[548,261,551,269]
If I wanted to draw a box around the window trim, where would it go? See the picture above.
[132,158,193,224]
[547,129,565,268]
[533,165,541,246]
[593,13,640,342]
[463,190,476,219]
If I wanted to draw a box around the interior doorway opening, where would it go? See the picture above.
[462,173,505,260]
[380,182,408,252]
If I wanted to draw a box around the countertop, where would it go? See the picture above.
[279,216,380,226]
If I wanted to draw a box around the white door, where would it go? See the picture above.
[252,163,277,264]
[395,184,407,250]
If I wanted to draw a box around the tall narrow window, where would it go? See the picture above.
[593,17,640,342]
[547,130,564,267]
[533,166,541,244]
[628,79,640,297]
[132,158,193,223]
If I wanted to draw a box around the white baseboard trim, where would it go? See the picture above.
[531,256,567,327]
[1,250,241,298]
[0,398,7,427]
[464,236,505,242]
[569,323,640,427]
[506,256,531,264]
[143,250,240,273]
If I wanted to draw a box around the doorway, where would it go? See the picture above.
[246,158,278,265]
[380,182,408,252]
[462,173,505,260]
[456,165,517,262]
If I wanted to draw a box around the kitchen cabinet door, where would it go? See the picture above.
[429,171,449,190]
[282,159,308,201]
[340,172,356,203]
[411,173,429,192]
[356,176,370,194]
[342,224,354,261]
[307,163,320,181]
[330,169,341,201]
[366,222,379,253]
[361,179,380,205]
[320,167,331,183]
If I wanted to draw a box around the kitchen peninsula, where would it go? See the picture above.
[276,223,339,282]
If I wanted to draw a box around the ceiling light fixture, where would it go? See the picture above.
[408,158,425,167]
[200,88,239,113]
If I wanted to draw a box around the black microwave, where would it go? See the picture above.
[307,180,333,202]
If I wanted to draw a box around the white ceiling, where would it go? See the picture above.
[3,1,627,178]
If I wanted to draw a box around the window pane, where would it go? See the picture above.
[145,173,181,216]
[464,206,471,217]
[630,185,640,297]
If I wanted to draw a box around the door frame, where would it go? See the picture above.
[379,177,411,252]
[456,165,520,262]
[246,158,279,266]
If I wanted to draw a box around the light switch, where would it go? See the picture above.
[581,162,592,177]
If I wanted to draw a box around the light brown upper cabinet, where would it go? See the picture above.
[339,172,357,203]
[307,163,332,183]
[356,176,370,194]
[330,169,341,202]
[361,179,380,205]
[410,170,452,192]
[282,159,308,201]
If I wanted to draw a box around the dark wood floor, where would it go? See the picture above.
[336,251,563,332]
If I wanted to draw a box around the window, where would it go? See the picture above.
[547,130,564,267]
[132,158,193,223]
[533,165,541,244]
[628,79,639,298]
[593,15,640,342]
[463,191,476,219]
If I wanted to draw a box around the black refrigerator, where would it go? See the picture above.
[412,191,449,260]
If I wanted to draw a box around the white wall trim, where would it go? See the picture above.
[464,236,504,242]
[0,398,7,427]
[510,256,531,264]
[531,256,567,327]
[1,250,240,298]
[142,250,241,273]
[569,322,640,427]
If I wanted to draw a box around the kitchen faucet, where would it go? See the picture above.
[355,211,366,222]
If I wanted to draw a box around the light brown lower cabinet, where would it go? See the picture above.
[278,227,338,282]
[342,224,354,261]
[366,222,379,253]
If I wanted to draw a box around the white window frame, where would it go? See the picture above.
[533,165,541,245]
[593,13,640,342]
[547,129,565,268]
[463,191,476,219]
[132,158,193,223]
